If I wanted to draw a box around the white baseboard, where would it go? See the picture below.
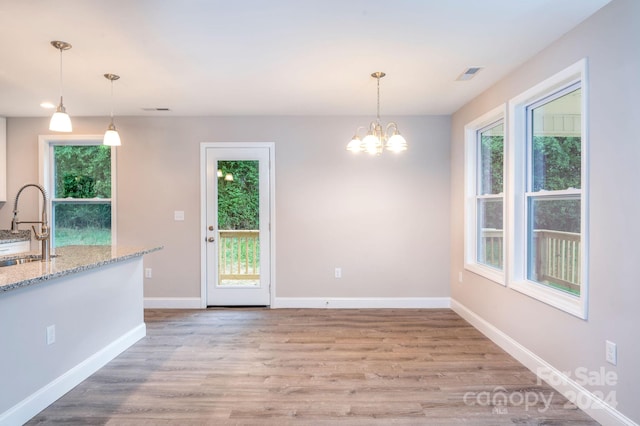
[451,299,637,426]
[271,297,450,309]
[0,323,146,426]
[144,297,203,309]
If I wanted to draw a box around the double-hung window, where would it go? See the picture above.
[39,136,116,249]
[508,59,588,318]
[464,106,506,284]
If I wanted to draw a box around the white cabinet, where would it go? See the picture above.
[0,117,5,202]
[0,240,30,256]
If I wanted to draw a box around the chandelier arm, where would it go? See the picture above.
[385,121,399,135]
[354,125,367,137]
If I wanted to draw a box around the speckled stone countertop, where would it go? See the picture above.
[0,245,162,293]
[0,230,31,243]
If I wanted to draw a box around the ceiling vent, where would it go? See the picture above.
[141,107,171,112]
[456,67,483,81]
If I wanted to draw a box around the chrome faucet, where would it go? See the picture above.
[11,184,51,262]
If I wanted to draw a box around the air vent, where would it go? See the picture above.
[456,67,483,81]
[141,107,171,112]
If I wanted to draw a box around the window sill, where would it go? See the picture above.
[464,263,505,286]
[509,279,586,319]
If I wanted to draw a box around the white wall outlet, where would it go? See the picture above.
[46,325,56,345]
[334,267,342,279]
[606,340,617,365]
[174,210,185,221]
[145,268,152,279]
[458,271,463,283]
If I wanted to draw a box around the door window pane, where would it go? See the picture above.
[217,160,260,288]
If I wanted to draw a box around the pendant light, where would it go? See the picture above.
[103,73,121,146]
[49,41,72,132]
[347,72,408,155]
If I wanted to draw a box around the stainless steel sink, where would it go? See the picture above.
[0,256,41,267]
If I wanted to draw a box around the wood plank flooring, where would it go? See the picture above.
[27,309,598,425]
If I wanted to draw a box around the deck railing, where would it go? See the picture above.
[480,229,504,269]
[480,228,581,291]
[533,229,581,293]
[218,230,260,282]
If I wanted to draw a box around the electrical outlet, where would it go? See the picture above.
[458,271,463,283]
[145,268,152,279]
[606,340,617,365]
[334,267,342,279]
[174,210,185,221]
[46,325,56,345]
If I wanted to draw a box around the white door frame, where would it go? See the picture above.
[200,142,276,308]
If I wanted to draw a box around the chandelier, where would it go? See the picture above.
[346,72,407,155]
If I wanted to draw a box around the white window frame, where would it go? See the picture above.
[464,105,506,285]
[507,59,588,319]
[38,135,117,252]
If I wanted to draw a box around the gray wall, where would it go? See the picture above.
[450,0,639,422]
[2,115,451,300]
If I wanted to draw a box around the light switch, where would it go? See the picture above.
[174,210,185,221]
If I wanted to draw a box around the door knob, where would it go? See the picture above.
[208,225,214,231]
[207,237,215,243]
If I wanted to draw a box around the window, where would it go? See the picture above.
[39,136,116,249]
[464,106,505,284]
[508,59,588,318]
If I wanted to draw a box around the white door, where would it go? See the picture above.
[205,146,271,306]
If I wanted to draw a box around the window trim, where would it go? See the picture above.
[38,135,117,251]
[507,59,588,319]
[464,104,506,285]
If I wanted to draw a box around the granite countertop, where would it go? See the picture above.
[0,245,162,293]
[0,230,31,243]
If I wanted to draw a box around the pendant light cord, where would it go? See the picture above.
[58,47,63,102]
[376,75,381,122]
[110,79,114,124]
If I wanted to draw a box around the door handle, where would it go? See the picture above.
[207,237,215,243]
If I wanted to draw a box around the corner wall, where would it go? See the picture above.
[450,0,639,423]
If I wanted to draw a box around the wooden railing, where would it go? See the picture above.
[218,230,260,282]
[480,228,504,269]
[534,229,581,293]
[480,228,581,291]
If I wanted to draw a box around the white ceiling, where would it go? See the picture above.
[0,0,610,117]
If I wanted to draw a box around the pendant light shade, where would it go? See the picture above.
[103,73,121,146]
[49,41,72,132]
[49,105,72,132]
[103,124,121,146]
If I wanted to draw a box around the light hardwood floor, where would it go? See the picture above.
[28,309,598,425]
